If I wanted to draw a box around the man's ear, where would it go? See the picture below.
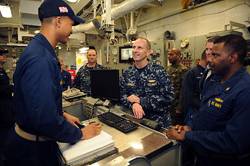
[229,53,238,64]
[147,49,153,56]
[54,16,62,28]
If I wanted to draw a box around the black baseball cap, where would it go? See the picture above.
[38,0,84,26]
[0,48,8,56]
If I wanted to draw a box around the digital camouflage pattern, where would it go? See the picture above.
[120,63,174,128]
[167,63,188,111]
[73,64,105,95]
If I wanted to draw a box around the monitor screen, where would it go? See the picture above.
[90,70,120,102]
[119,46,133,63]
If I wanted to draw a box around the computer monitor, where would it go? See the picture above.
[90,70,120,102]
[119,46,133,63]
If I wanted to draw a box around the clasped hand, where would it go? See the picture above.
[165,125,191,141]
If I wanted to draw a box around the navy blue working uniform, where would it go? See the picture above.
[199,66,212,94]
[61,70,72,91]
[0,67,14,165]
[180,64,205,125]
[185,67,250,166]
[0,68,14,128]
[4,34,82,165]
[178,64,205,166]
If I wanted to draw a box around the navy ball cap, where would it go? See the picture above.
[38,0,84,25]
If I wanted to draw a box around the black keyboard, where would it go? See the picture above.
[98,112,138,133]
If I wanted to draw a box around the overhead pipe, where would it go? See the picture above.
[102,0,153,20]
[104,0,112,25]
[72,0,154,33]
[72,18,100,33]
[93,0,97,18]
[130,11,134,29]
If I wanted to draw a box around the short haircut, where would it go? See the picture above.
[87,46,97,55]
[201,49,206,60]
[169,48,181,56]
[214,34,247,64]
[207,36,220,43]
[136,37,151,50]
[42,17,54,23]
[88,46,96,50]
[0,48,8,55]
[41,16,69,24]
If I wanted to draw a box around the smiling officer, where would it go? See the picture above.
[73,47,105,95]
[120,37,174,128]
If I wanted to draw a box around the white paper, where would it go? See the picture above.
[59,131,115,164]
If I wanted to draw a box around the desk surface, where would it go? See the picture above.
[62,99,174,166]
[86,117,172,166]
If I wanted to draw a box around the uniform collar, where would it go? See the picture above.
[202,67,246,101]
[85,63,99,69]
[171,63,181,68]
[134,63,148,70]
[221,67,246,92]
[34,33,57,58]
[197,64,206,70]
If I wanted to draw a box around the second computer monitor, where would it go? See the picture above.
[90,69,120,102]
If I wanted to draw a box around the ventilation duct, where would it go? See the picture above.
[72,0,154,33]
[72,19,100,33]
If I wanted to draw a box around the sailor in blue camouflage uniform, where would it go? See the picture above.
[167,34,250,166]
[120,37,174,128]
[59,58,72,91]
[73,47,105,95]
[4,1,101,166]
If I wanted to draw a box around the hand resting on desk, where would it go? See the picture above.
[132,103,145,119]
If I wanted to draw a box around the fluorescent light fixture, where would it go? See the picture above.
[79,47,89,54]
[0,4,12,18]
[66,0,78,3]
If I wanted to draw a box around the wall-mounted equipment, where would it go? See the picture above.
[119,45,133,63]
[180,38,190,49]
[207,21,246,38]
[164,31,175,40]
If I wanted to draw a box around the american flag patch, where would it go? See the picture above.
[59,6,68,13]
